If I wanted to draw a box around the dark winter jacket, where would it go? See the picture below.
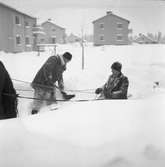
[31,55,66,91]
[103,73,129,99]
[0,61,17,119]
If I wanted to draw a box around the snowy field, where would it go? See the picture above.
[0,43,165,167]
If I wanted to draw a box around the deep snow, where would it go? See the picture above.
[0,43,165,167]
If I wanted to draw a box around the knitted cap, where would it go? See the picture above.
[63,52,72,61]
[111,62,122,72]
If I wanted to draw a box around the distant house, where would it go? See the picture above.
[134,34,158,44]
[0,2,37,52]
[38,20,66,44]
[92,11,131,46]
[66,33,81,43]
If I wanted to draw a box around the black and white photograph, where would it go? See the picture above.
[0,0,165,166]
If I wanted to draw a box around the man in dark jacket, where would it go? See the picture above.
[31,52,73,114]
[95,62,129,99]
[0,61,17,119]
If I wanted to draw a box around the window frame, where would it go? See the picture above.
[15,15,21,26]
[117,22,123,30]
[51,36,56,44]
[116,34,123,41]
[16,35,21,45]
[25,36,31,46]
[25,21,30,28]
[99,23,104,30]
[99,34,104,41]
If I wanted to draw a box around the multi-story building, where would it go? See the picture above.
[38,20,66,44]
[93,11,131,45]
[0,2,36,52]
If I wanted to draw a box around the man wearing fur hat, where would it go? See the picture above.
[31,52,74,114]
[95,62,129,99]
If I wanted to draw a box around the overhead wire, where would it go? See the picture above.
[12,78,96,94]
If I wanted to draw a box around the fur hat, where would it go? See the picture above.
[111,62,122,72]
[63,52,72,61]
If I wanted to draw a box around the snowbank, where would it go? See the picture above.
[1,96,165,167]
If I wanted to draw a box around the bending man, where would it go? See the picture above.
[31,52,73,114]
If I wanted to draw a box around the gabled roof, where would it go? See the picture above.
[134,34,157,43]
[0,2,36,19]
[68,33,80,38]
[41,21,65,30]
[93,12,130,24]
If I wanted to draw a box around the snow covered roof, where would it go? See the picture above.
[93,11,130,24]
[41,21,65,30]
[134,34,157,43]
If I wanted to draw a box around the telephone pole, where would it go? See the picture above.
[81,27,85,70]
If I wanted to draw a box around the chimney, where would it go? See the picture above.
[106,11,112,15]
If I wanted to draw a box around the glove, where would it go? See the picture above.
[95,88,103,94]
[61,91,66,96]
[61,91,75,100]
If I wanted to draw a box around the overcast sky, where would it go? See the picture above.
[1,0,165,36]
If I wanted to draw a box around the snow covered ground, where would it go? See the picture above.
[0,43,165,167]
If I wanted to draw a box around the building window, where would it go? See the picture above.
[117,23,123,29]
[25,21,30,28]
[16,35,21,45]
[15,16,21,25]
[100,35,104,41]
[116,34,123,41]
[40,39,45,43]
[100,23,104,29]
[25,37,30,45]
[52,37,56,44]
[52,28,56,32]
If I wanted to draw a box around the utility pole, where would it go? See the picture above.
[81,27,85,70]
